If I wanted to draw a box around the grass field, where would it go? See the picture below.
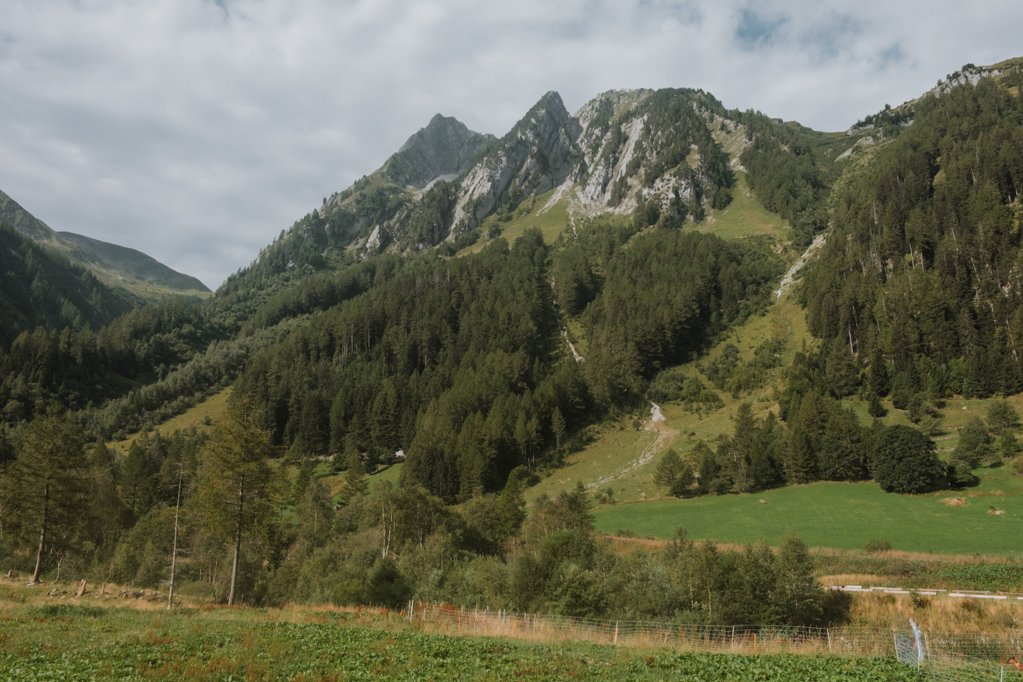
[593,465,1023,555]
[321,461,404,496]
[571,388,1023,556]
[0,586,923,681]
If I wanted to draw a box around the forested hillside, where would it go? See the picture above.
[0,224,132,346]
[232,227,779,500]
[804,76,1023,401]
[2,59,1023,617]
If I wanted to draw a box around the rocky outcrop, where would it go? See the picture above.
[450,91,582,235]
[573,90,651,213]
[383,114,494,189]
[568,88,731,219]
[294,87,733,260]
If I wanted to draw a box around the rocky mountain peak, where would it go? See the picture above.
[510,91,579,141]
[448,91,583,236]
[384,114,493,189]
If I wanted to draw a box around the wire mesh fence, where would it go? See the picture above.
[404,601,1023,680]
[407,601,893,656]
[893,625,1023,681]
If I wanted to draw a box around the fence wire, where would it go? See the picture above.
[892,626,1023,681]
[404,601,1023,680]
[408,602,890,655]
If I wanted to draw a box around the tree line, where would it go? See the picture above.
[0,403,844,628]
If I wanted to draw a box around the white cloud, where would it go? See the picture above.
[0,0,1020,288]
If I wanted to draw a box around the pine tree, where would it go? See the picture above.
[192,402,277,605]
[550,406,566,453]
[1,411,88,584]
[953,417,992,467]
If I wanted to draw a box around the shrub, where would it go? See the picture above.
[864,538,892,553]
[872,425,947,493]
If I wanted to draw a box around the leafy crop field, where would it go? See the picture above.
[0,599,922,681]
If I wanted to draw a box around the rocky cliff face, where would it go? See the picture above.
[569,88,732,220]
[272,87,735,271]
[383,114,494,189]
[450,91,582,235]
[573,89,652,212]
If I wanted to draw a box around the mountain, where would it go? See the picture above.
[54,231,209,295]
[0,224,133,345]
[383,113,495,189]
[227,87,769,297]
[7,56,1023,469]
[0,189,210,301]
[6,56,1023,616]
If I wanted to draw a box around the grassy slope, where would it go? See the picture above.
[528,294,807,504]
[108,388,231,454]
[697,171,791,241]
[459,188,570,255]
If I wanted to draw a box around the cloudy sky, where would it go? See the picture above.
[1,1,1020,289]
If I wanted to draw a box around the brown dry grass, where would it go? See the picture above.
[849,592,1023,632]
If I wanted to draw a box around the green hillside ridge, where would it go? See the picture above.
[0,224,133,345]
[0,188,211,302]
[57,231,210,295]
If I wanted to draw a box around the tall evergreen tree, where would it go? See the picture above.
[193,401,277,605]
[1,411,88,584]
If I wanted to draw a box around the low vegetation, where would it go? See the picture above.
[0,584,925,681]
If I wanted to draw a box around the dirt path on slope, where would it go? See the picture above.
[775,233,826,300]
[588,402,678,489]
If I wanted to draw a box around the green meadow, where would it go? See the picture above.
[593,465,1023,555]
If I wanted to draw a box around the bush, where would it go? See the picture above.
[864,538,892,553]
[872,425,947,493]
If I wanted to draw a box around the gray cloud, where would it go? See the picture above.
[0,0,1020,289]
